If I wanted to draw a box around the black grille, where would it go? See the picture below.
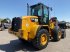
[11,17,22,32]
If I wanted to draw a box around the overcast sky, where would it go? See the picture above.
[0,0,70,22]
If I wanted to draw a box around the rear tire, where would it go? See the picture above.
[52,28,62,41]
[32,29,49,50]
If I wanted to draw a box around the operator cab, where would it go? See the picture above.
[29,3,50,25]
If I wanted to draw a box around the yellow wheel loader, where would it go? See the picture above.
[8,3,65,49]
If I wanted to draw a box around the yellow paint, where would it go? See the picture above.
[21,16,39,40]
[9,16,54,41]
[49,21,55,29]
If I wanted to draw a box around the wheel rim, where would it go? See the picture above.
[40,34,47,45]
[58,31,62,39]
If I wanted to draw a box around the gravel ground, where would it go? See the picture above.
[0,29,70,52]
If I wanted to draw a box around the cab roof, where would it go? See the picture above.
[30,3,49,8]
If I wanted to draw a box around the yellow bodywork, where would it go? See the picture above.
[8,16,39,40]
[9,16,55,41]
[20,16,39,40]
[20,16,50,40]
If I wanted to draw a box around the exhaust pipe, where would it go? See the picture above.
[27,3,29,16]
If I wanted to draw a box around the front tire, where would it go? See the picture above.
[32,29,49,50]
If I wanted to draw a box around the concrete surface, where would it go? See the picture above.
[0,29,70,52]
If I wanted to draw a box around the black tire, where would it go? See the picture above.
[61,29,66,39]
[32,29,49,50]
[52,28,62,41]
